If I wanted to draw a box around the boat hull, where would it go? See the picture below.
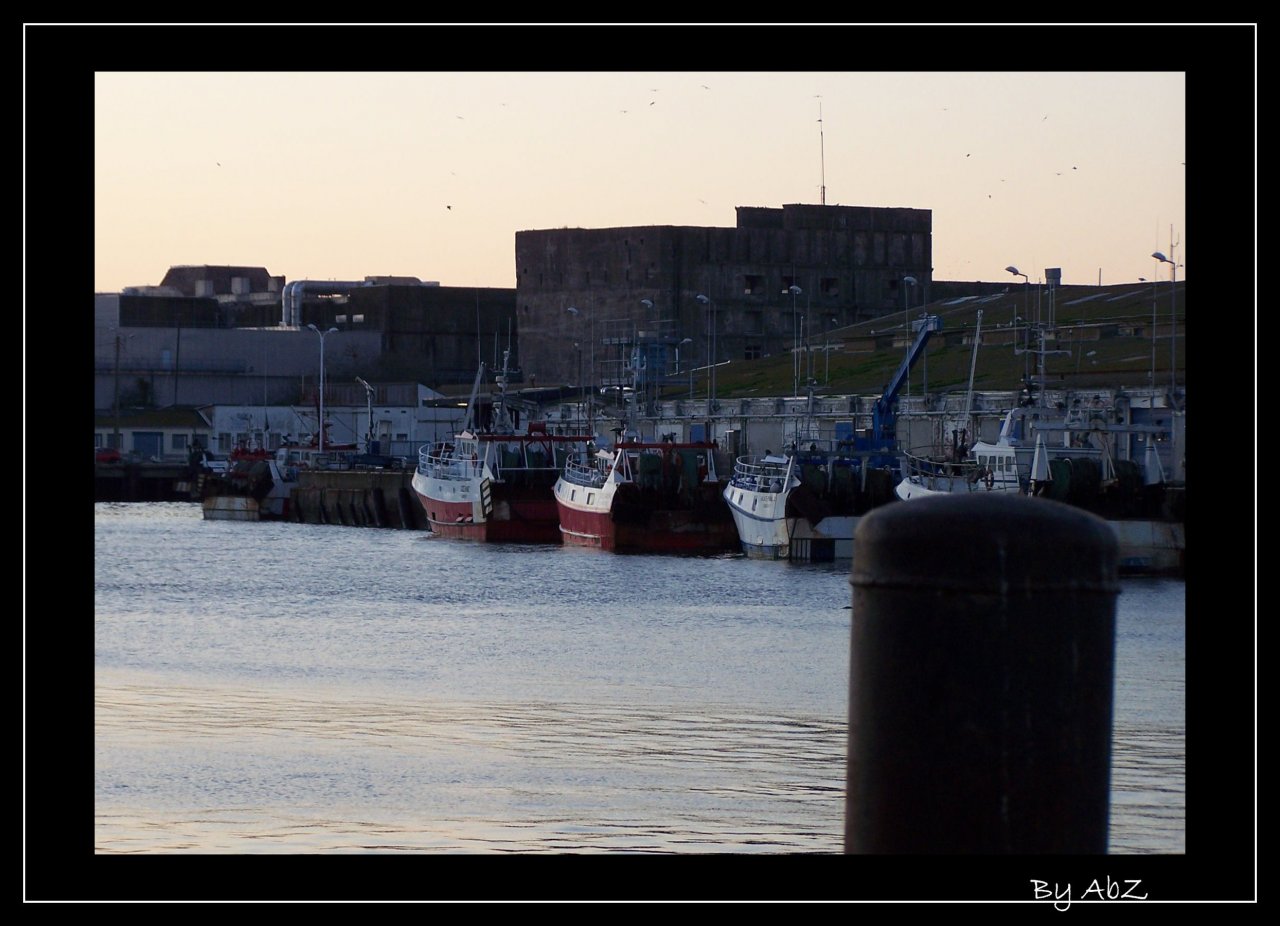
[412,469,562,543]
[556,482,738,554]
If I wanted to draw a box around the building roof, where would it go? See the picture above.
[159,265,278,297]
[94,408,213,429]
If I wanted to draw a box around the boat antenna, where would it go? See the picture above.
[817,97,826,206]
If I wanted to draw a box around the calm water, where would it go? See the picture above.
[93,502,1184,857]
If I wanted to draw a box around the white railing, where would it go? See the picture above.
[729,456,790,493]
[561,455,610,489]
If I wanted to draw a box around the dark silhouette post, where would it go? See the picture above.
[845,493,1119,853]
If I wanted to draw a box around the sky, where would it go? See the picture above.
[89,38,1200,295]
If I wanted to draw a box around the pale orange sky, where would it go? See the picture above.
[93,63,1192,293]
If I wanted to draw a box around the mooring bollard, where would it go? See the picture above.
[845,493,1119,854]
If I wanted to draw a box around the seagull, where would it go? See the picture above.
[446,205,452,210]
[701,84,710,90]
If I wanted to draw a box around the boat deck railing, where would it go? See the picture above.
[729,456,791,493]
[419,443,482,481]
[900,450,1021,493]
[561,456,610,489]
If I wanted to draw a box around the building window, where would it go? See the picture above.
[782,275,799,291]
[218,432,232,452]
[171,433,188,451]
[95,433,103,448]
[745,343,762,361]
[744,274,764,295]
[821,277,840,297]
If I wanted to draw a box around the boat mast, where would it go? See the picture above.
[963,309,984,439]
[461,362,486,434]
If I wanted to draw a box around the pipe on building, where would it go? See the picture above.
[281,280,370,327]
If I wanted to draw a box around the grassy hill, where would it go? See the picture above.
[672,280,1184,401]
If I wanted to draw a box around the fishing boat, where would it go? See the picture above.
[895,409,1026,500]
[554,435,738,554]
[723,318,942,561]
[723,441,898,561]
[199,450,300,521]
[412,354,591,543]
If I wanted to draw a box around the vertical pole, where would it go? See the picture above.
[113,333,122,450]
[1169,263,1176,397]
[318,333,326,453]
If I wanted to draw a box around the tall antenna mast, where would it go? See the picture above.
[817,98,826,205]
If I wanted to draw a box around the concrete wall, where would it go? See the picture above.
[94,325,384,409]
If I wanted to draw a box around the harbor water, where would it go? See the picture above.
[93,502,1184,861]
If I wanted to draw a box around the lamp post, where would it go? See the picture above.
[787,285,802,396]
[307,324,338,452]
[825,315,838,384]
[1152,252,1177,396]
[901,276,917,400]
[112,331,134,452]
[566,306,586,431]
[1006,266,1030,382]
[356,375,375,453]
[697,294,714,419]
[1139,277,1156,387]
[918,312,932,400]
[676,337,692,374]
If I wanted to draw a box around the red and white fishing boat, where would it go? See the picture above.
[554,435,739,554]
[411,354,591,543]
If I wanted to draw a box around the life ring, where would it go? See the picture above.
[985,469,995,490]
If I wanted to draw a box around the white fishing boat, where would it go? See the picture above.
[723,316,940,560]
[895,409,1026,500]
[411,353,591,543]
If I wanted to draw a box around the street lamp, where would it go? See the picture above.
[112,331,135,452]
[355,375,375,453]
[307,324,339,452]
[918,311,931,399]
[901,276,917,400]
[1006,265,1030,381]
[1152,252,1177,396]
[787,285,802,396]
[676,337,692,374]
[697,294,714,419]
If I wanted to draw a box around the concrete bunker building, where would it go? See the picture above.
[515,203,932,388]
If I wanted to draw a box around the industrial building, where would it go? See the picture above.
[514,203,933,388]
